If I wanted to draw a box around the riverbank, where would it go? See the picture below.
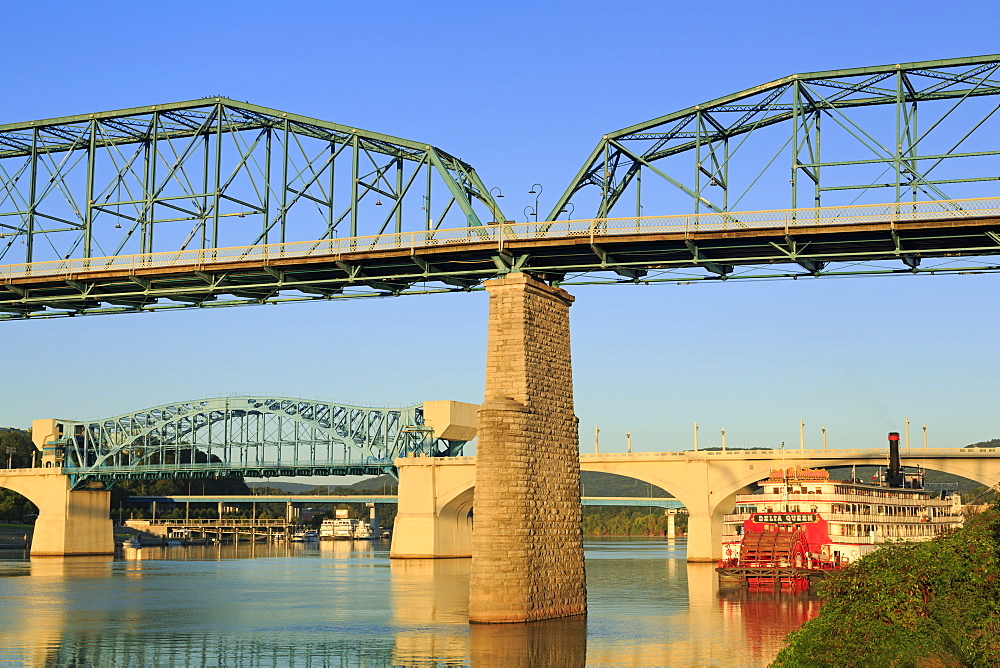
[0,523,31,548]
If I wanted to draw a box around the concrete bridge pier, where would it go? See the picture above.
[0,470,114,556]
[668,457,748,563]
[469,273,587,623]
[683,508,729,563]
[390,457,476,559]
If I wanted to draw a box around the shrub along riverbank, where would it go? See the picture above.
[772,504,1000,667]
[582,507,686,536]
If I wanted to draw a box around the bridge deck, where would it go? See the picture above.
[128,494,684,508]
[2,199,998,317]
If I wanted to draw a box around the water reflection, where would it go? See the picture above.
[2,556,114,666]
[469,616,587,667]
[719,584,822,660]
[391,558,470,664]
[0,538,818,666]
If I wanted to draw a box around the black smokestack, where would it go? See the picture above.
[886,431,904,487]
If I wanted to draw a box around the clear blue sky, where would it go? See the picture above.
[3,0,999,453]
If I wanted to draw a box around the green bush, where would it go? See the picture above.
[772,506,1000,667]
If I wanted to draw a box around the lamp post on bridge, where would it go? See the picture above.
[6,447,14,469]
[528,183,543,222]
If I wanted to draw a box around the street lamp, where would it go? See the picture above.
[488,188,504,225]
[5,447,14,469]
[560,202,575,220]
[528,183,542,222]
[523,205,535,224]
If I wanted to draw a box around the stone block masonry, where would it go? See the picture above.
[469,272,587,623]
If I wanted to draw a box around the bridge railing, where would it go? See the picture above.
[723,512,956,525]
[2,197,999,281]
[65,458,394,476]
[143,519,292,527]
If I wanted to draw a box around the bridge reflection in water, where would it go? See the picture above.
[0,540,821,666]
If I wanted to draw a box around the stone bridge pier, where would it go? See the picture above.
[470,273,587,623]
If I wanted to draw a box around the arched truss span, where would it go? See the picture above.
[550,55,1000,220]
[49,396,465,487]
[0,98,506,267]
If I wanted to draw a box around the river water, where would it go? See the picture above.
[0,538,819,666]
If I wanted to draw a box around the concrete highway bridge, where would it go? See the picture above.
[389,447,1000,563]
[4,444,998,561]
[4,55,1000,623]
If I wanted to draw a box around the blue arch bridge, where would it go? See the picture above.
[31,396,475,489]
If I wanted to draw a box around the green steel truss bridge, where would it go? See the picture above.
[41,396,466,488]
[1,55,999,319]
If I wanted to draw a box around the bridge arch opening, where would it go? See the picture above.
[0,484,37,526]
[438,486,475,556]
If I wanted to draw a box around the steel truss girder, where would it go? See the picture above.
[45,396,465,488]
[0,99,505,267]
[549,55,1000,220]
[2,204,999,319]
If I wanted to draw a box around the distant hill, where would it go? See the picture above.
[248,476,397,494]
[965,438,1000,449]
[581,471,670,497]
[248,481,318,493]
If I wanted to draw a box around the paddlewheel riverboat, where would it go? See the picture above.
[717,432,964,588]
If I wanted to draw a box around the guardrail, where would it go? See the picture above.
[142,519,291,527]
[3,197,998,281]
[738,492,944,504]
[582,447,998,459]
[66,459,393,475]
[724,512,956,525]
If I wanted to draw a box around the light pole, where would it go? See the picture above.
[560,202,575,220]
[6,447,14,469]
[528,183,542,222]
[523,205,535,224]
[489,188,504,224]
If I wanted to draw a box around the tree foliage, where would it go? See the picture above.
[772,505,1000,667]
[0,430,38,521]
[582,507,686,536]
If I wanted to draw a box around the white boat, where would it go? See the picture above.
[122,537,141,549]
[717,432,964,588]
[332,518,358,540]
[353,521,376,540]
